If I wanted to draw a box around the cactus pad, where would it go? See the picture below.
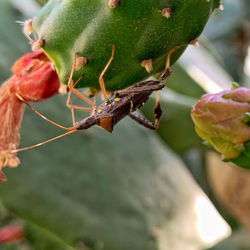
[32,0,220,90]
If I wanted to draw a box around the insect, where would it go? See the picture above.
[13,45,181,153]
[74,80,164,132]
[11,45,183,149]
[14,79,164,153]
[0,43,181,182]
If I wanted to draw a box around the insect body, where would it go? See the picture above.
[0,44,179,182]
[76,80,165,132]
[6,44,180,157]
[9,80,164,159]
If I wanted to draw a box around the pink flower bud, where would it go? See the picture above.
[191,87,250,159]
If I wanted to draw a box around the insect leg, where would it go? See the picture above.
[66,88,93,111]
[166,46,180,69]
[129,113,158,130]
[129,92,163,130]
[98,45,115,100]
[158,46,180,82]
[16,93,76,131]
[65,54,96,125]
[10,129,77,154]
[66,53,95,109]
[154,95,162,128]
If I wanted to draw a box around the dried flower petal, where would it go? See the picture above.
[0,50,60,181]
[0,79,24,177]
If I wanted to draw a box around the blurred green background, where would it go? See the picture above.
[0,0,250,249]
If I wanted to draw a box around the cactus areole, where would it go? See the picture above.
[32,0,220,91]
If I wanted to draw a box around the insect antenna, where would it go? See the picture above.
[15,93,76,131]
[10,129,77,154]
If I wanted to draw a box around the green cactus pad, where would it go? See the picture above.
[32,0,220,90]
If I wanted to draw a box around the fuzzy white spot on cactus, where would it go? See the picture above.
[141,59,153,73]
[16,19,33,41]
[24,19,33,38]
[30,38,44,51]
[217,2,224,10]
[161,8,172,19]
[108,0,120,8]
[59,83,68,95]
[189,38,199,47]
[75,56,88,71]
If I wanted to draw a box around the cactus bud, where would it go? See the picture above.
[191,87,250,161]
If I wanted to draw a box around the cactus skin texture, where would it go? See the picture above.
[32,0,220,91]
[191,87,250,169]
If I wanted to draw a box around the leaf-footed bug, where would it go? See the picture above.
[12,80,165,154]
[0,44,181,181]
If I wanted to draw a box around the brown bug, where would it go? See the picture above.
[14,80,164,153]
[0,42,184,182]
[13,44,184,152]
[67,80,165,132]
[10,44,184,154]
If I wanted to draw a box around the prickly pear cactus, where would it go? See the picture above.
[32,0,220,91]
